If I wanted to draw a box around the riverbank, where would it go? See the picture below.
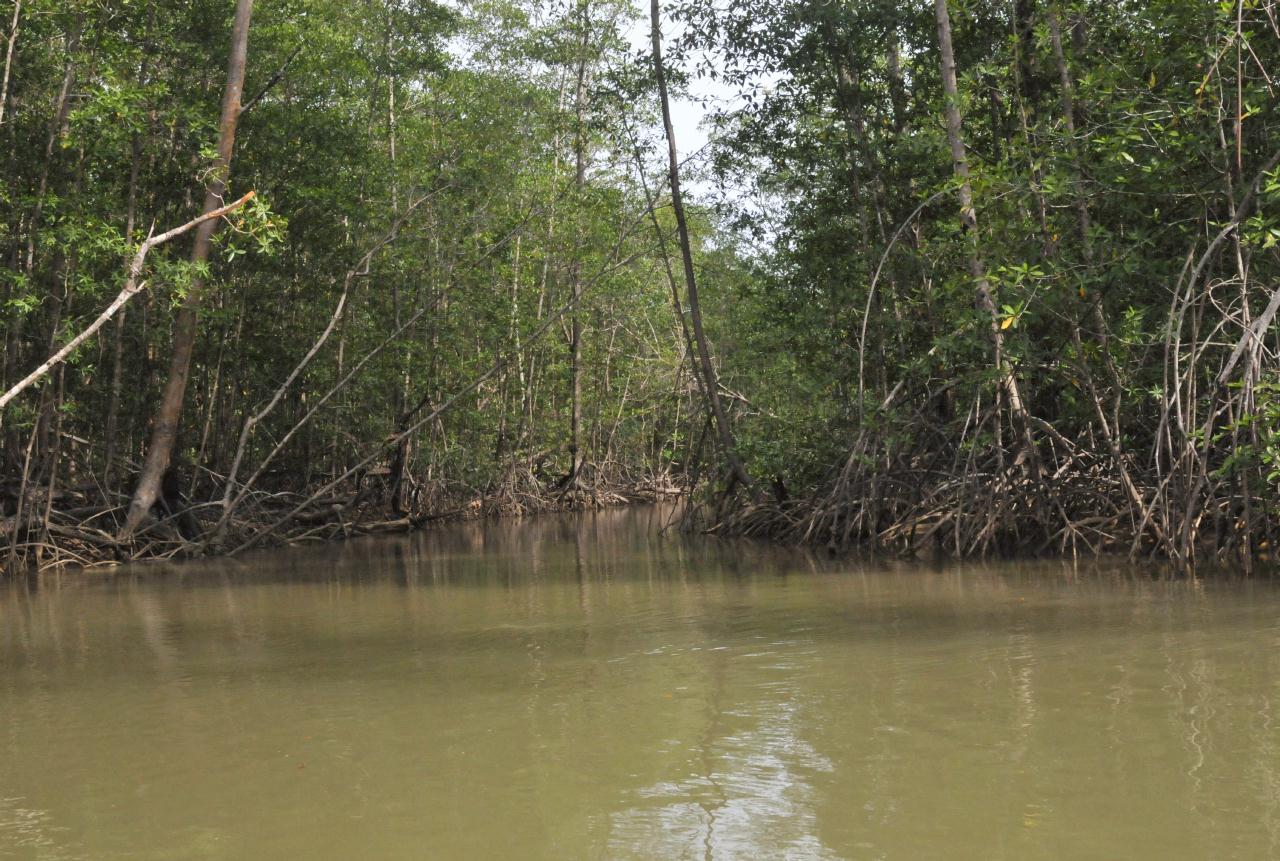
[694,442,1270,570]
[0,470,685,574]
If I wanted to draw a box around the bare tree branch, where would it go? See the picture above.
[0,191,257,413]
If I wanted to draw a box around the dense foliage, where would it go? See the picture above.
[3,0,1279,567]
[1,0,713,566]
[686,0,1280,563]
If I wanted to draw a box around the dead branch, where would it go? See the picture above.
[0,191,256,412]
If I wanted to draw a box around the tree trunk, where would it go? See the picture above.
[1046,3,1138,513]
[105,36,154,490]
[933,0,1033,441]
[1046,5,1091,266]
[0,193,255,412]
[567,0,590,488]
[123,0,253,536]
[24,17,81,271]
[0,0,20,129]
[650,0,752,494]
[886,26,908,136]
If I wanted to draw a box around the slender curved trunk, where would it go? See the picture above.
[123,0,253,536]
[650,0,752,494]
[567,0,590,487]
[934,0,1033,454]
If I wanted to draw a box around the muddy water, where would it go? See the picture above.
[2,507,1280,859]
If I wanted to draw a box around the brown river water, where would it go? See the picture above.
[2,505,1280,859]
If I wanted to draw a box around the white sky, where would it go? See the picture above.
[446,0,756,200]
[623,9,751,198]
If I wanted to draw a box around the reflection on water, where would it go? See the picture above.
[3,507,1280,859]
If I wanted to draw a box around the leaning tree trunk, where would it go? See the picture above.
[933,0,1034,456]
[123,0,253,536]
[650,0,752,494]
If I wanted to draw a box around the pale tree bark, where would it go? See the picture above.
[0,193,255,412]
[1046,3,1116,373]
[383,21,413,513]
[104,133,144,489]
[234,234,649,555]
[622,116,697,400]
[567,0,591,488]
[18,2,81,443]
[123,0,253,536]
[0,0,20,128]
[217,196,428,536]
[1046,6,1092,267]
[886,26,908,136]
[25,16,82,277]
[650,0,752,493]
[933,0,1033,452]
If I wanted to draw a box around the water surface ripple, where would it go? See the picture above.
[2,507,1279,859]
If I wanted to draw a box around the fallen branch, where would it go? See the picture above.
[0,191,257,412]
[214,191,431,535]
[232,240,650,554]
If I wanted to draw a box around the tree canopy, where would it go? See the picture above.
[2,0,1279,568]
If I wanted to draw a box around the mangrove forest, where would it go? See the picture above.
[2,0,1280,569]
